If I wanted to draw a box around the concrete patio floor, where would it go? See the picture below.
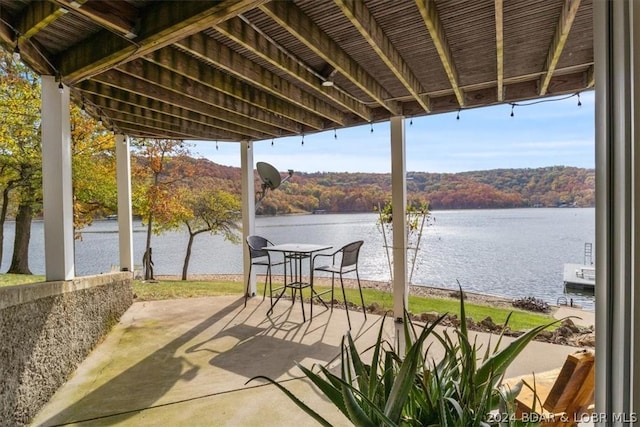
[31,295,586,426]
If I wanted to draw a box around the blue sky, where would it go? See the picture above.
[190,91,594,174]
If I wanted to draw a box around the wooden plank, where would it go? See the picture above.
[58,0,269,83]
[214,17,372,121]
[495,0,504,102]
[260,1,400,115]
[17,1,67,41]
[543,350,594,413]
[414,0,464,107]
[78,79,290,137]
[51,0,137,38]
[539,0,581,96]
[118,54,325,132]
[175,33,345,126]
[334,0,430,112]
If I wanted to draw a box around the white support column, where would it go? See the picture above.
[390,116,407,321]
[115,134,134,273]
[41,76,74,281]
[241,141,257,297]
[594,1,640,422]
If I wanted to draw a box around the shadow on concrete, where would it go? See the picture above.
[38,298,247,426]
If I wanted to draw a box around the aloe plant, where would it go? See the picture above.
[249,289,557,426]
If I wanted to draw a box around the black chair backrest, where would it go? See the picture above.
[340,240,363,268]
[247,235,271,259]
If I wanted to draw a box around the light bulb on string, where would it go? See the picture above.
[58,81,64,94]
[271,138,274,146]
[334,128,337,139]
[301,133,305,146]
[409,117,413,126]
[370,122,374,133]
[456,109,460,120]
[510,104,515,117]
[215,141,219,150]
[577,93,582,107]
[13,43,20,61]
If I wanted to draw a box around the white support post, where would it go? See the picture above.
[241,141,256,297]
[390,116,407,321]
[41,76,74,281]
[115,134,134,273]
[594,0,640,421]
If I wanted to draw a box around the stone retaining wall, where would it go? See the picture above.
[0,273,133,426]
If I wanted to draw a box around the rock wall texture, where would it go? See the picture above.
[0,273,133,426]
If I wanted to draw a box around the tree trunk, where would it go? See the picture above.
[0,184,13,267]
[7,201,32,274]
[144,212,153,280]
[182,232,195,281]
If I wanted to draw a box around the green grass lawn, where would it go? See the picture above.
[133,278,555,332]
[0,274,45,287]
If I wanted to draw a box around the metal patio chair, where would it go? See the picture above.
[312,240,366,329]
[244,235,286,307]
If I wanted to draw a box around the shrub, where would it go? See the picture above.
[250,288,557,426]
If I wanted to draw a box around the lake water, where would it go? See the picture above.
[1,208,595,309]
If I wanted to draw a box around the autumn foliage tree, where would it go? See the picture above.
[0,51,42,274]
[181,182,241,280]
[131,139,193,279]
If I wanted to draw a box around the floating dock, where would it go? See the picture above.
[563,263,595,290]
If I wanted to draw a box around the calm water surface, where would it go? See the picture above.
[1,208,595,308]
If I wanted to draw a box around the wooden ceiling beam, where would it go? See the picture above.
[415,0,464,107]
[81,90,272,141]
[214,17,372,121]
[334,0,430,113]
[51,0,137,39]
[17,1,67,41]
[0,10,55,75]
[495,0,504,102]
[90,98,261,141]
[539,0,581,96]
[87,66,304,134]
[57,0,269,84]
[175,33,346,126]
[259,2,401,115]
[114,122,207,141]
[141,47,324,130]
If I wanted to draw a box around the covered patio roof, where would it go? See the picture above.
[0,0,593,141]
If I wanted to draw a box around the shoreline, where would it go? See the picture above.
[157,274,527,311]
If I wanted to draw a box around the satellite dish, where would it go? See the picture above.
[256,162,294,201]
[257,161,282,191]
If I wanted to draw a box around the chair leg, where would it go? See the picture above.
[356,270,366,319]
[340,275,351,330]
[330,273,335,311]
[244,263,253,307]
[265,265,271,302]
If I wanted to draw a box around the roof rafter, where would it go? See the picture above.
[495,0,504,102]
[78,81,281,138]
[80,90,273,141]
[141,47,324,130]
[415,0,464,107]
[175,33,346,126]
[17,1,67,41]
[214,17,372,121]
[259,1,401,115]
[0,11,55,75]
[334,0,430,113]
[58,0,269,84]
[91,98,261,141]
[51,0,137,39]
[539,0,581,96]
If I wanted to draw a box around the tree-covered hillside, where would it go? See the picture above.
[186,157,594,214]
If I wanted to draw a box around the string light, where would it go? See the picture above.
[58,81,64,93]
[370,122,374,133]
[301,133,305,146]
[456,109,460,120]
[215,141,219,150]
[508,92,583,118]
[13,43,20,61]
[510,104,515,117]
[409,117,413,126]
[577,93,582,107]
[334,128,337,139]
[271,138,274,146]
